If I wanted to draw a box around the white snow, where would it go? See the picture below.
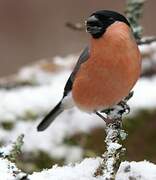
[26,159,156,180]
[0,158,26,180]
[29,158,102,180]
[116,161,156,180]
[0,70,70,122]
[130,76,156,110]
[107,142,122,153]
[1,156,156,180]
[139,42,156,74]
[0,144,13,157]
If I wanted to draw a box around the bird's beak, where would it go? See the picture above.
[86,15,102,34]
[87,15,99,24]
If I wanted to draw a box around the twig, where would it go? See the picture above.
[137,36,156,45]
[65,22,85,31]
[125,0,146,40]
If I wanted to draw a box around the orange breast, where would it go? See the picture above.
[72,22,141,112]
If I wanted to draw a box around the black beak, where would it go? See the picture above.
[86,15,99,24]
[86,15,102,34]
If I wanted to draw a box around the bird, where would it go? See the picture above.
[37,10,141,131]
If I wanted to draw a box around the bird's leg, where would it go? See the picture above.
[117,91,133,115]
[124,91,134,101]
[96,111,119,125]
[117,100,130,114]
[95,111,107,122]
[100,91,133,118]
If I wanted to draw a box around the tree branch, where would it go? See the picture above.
[137,36,156,45]
[65,22,85,31]
[94,92,133,179]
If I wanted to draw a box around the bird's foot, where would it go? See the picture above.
[117,100,130,115]
[124,91,134,101]
[95,111,116,124]
[95,111,107,121]
[98,91,133,121]
[117,91,134,115]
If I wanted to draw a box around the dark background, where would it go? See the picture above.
[0,0,155,76]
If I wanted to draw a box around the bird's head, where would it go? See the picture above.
[86,10,130,39]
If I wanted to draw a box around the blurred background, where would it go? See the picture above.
[0,0,155,76]
[0,0,156,174]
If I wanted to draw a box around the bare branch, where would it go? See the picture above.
[65,22,85,31]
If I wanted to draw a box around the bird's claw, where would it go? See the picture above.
[97,92,133,121]
[118,100,130,115]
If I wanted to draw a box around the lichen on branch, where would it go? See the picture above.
[94,92,133,179]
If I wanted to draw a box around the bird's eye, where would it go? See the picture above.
[88,21,100,27]
[109,17,114,20]
[108,17,115,22]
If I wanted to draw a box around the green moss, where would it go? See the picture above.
[34,151,64,170]
[22,110,38,121]
[123,109,156,162]
[124,109,153,133]
[1,121,14,130]
[85,150,97,158]
[7,134,24,162]
[64,135,80,146]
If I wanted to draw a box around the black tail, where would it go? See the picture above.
[37,101,63,131]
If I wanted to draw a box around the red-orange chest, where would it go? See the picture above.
[72,22,141,112]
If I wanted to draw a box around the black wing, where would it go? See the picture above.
[63,46,90,97]
[37,46,90,131]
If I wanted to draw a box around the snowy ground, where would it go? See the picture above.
[1,156,156,180]
[29,159,156,180]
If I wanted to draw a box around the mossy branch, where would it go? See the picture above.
[94,93,132,179]
[8,134,24,162]
[125,0,146,40]
[0,134,24,162]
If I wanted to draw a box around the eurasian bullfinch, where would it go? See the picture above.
[37,10,141,131]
